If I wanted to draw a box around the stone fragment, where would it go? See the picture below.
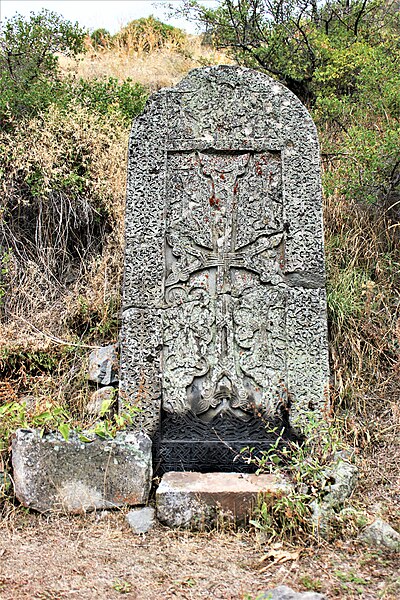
[12,428,152,513]
[156,471,291,529]
[85,386,116,417]
[311,453,358,537]
[120,64,330,473]
[359,519,400,553]
[259,585,326,600]
[88,345,118,385]
[126,507,155,534]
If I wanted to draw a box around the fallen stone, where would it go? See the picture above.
[311,452,358,537]
[126,507,155,534]
[12,428,152,513]
[259,585,326,599]
[85,386,116,417]
[88,345,119,385]
[156,471,291,530]
[359,519,400,553]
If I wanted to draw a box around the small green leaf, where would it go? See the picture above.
[58,422,70,441]
[79,434,94,443]
[100,397,113,417]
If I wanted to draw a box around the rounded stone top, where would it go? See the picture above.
[132,64,319,152]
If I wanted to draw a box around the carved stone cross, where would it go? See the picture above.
[120,66,329,473]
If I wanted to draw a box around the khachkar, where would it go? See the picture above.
[120,66,329,474]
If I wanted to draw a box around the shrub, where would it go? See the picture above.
[0,9,86,123]
[70,77,148,124]
[90,28,111,49]
[113,15,186,53]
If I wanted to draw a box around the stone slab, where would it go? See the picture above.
[120,65,329,474]
[12,429,152,513]
[156,471,290,529]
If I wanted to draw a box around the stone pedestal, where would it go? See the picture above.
[156,471,291,529]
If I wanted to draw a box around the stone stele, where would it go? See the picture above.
[120,66,329,473]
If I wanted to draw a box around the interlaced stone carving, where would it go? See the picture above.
[120,66,330,472]
[163,149,286,422]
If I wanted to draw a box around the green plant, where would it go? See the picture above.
[300,575,323,592]
[90,28,110,49]
[0,400,73,455]
[0,9,86,123]
[112,579,132,594]
[70,77,148,124]
[86,403,139,440]
[178,0,398,105]
[244,415,348,541]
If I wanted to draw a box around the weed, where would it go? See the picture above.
[244,415,354,542]
[112,579,132,594]
[299,575,323,592]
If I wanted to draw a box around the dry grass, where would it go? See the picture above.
[0,104,128,349]
[60,36,232,92]
[0,510,398,600]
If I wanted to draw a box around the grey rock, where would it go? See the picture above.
[119,64,330,462]
[260,586,326,600]
[126,507,155,534]
[320,454,358,508]
[88,345,118,385]
[359,519,400,553]
[311,453,358,537]
[12,428,152,513]
[85,386,116,417]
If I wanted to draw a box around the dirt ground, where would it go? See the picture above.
[0,508,398,600]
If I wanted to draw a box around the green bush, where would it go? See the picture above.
[90,28,111,49]
[0,9,86,123]
[70,77,148,124]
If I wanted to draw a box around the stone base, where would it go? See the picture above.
[156,471,291,530]
[12,429,152,514]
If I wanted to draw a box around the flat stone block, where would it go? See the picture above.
[12,429,152,514]
[156,471,291,529]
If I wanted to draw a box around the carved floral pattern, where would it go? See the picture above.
[163,150,286,420]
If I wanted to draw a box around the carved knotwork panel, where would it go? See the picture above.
[163,149,287,423]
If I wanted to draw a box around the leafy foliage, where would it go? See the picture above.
[90,28,111,49]
[0,10,86,121]
[179,0,399,104]
[70,77,147,124]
